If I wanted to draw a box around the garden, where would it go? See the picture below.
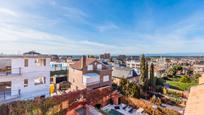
[164,65,200,91]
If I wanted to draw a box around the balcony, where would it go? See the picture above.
[0,67,22,76]
[83,73,100,86]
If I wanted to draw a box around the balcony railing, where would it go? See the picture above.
[0,90,20,102]
[0,89,50,104]
[0,67,22,76]
[84,81,100,86]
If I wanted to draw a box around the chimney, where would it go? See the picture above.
[81,55,86,68]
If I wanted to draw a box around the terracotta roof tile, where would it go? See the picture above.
[70,58,96,70]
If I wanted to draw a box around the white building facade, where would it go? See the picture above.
[0,55,50,102]
[126,60,140,69]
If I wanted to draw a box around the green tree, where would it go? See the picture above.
[149,63,155,86]
[119,78,128,95]
[145,62,149,79]
[127,82,140,98]
[144,62,149,90]
[119,79,140,98]
[167,65,183,77]
[173,65,183,71]
[166,68,176,77]
[139,54,146,86]
[187,69,193,76]
[88,55,95,58]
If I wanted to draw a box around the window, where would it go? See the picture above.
[24,79,28,87]
[35,58,46,66]
[24,59,28,67]
[97,64,102,70]
[0,81,11,93]
[34,77,46,85]
[87,65,93,71]
[44,77,46,84]
[103,75,109,82]
[43,59,46,66]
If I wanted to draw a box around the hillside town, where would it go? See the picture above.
[1,51,204,115]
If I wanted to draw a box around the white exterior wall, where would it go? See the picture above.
[126,60,140,68]
[0,57,50,100]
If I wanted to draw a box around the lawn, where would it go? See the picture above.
[166,80,198,91]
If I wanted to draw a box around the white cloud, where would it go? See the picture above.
[79,40,117,48]
[0,1,204,55]
[0,22,122,55]
[0,8,18,17]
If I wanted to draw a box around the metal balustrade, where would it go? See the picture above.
[0,89,50,104]
[0,90,20,102]
[84,81,100,86]
[0,67,22,76]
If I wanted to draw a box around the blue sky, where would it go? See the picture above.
[0,0,204,55]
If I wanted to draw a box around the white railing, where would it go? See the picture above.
[84,81,100,86]
[0,89,50,104]
[0,90,20,102]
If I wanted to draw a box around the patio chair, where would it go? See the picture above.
[137,108,144,113]
[121,103,126,108]
[114,106,120,109]
[128,108,134,113]
[123,105,128,110]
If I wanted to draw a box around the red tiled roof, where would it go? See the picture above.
[70,58,97,70]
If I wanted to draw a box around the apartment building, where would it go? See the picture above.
[0,52,50,102]
[69,56,112,91]
[99,53,111,62]
[126,60,140,69]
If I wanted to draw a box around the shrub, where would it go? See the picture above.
[179,76,190,83]
[167,89,183,98]
[0,104,8,115]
